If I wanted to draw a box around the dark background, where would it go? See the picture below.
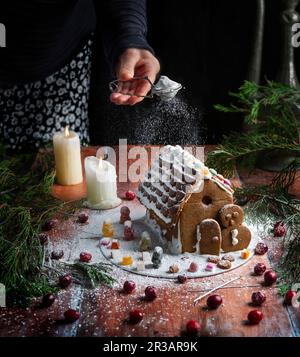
[89,0,300,146]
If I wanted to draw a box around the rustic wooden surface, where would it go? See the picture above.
[0,145,299,337]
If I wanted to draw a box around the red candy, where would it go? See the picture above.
[248,310,263,324]
[255,242,268,255]
[129,309,143,324]
[207,294,223,309]
[254,263,267,276]
[264,270,277,286]
[145,286,157,301]
[186,320,201,335]
[251,291,266,306]
[284,290,297,306]
[125,191,136,200]
[188,262,199,273]
[64,309,80,323]
[78,212,89,224]
[123,280,136,294]
[79,252,92,263]
[274,221,286,237]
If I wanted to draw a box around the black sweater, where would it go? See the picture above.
[0,0,153,86]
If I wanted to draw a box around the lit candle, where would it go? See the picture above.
[84,156,121,209]
[53,126,83,185]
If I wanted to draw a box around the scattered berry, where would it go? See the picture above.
[125,191,136,200]
[264,270,277,286]
[43,218,58,231]
[123,280,136,294]
[207,294,223,309]
[64,309,80,323]
[251,291,266,306]
[188,262,198,273]
[59,274,72,288]
[186,320,201,335]
[274,221,286,237]
[255,242,268,255]
[38,233,48,245]
[145,286,157,301]
[51,250,64,260]
[248,310,263,324]
[79,252,92,263]
[177,275,187,284]
[254,263,267,276]
[78,212,89,224]
[41,293,56,308]
[284,290,297,306]
[129,309,143,324]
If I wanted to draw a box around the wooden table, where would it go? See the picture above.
[0,146,299,337]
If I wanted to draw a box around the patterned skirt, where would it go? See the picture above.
[0,36,93,151]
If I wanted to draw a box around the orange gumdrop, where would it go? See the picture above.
[121,255,133,266]
[111,241,120,250]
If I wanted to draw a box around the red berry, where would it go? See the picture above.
[43,219,58,231]
[79,252,92,263]
[274,221,286,237]
[284,290,297,305]
[251,291,266,306]
[125,191,136,200]
[264,270,277,286]
[145,286,157,301]
[41,293,56,308]
[78,212,89,224]
[64,309,80,323]
[255,242,268,255]
[123,280,136,294]
[177,275,187,284]
[59,274,72,288]
[254,263,267,276]
[129,309,143,324]
[207,294,223,309]
[248,310,263,324]
[186,320,201,335]
[38,233,49,245]
[51,250,64,260]
[188,262,198,273]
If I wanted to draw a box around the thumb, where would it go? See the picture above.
[117,52,138,81]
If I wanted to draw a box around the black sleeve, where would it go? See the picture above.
[99,0,154,75]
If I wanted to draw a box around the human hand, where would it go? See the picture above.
[110,48,160,105]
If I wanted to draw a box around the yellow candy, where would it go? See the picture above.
[241,249,250,259]
[121,255,133,266]
[203,167,210,176]
[102,220,115,237]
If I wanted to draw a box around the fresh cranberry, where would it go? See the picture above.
[129,309,143,324]
[284,290,297,305]
[123,280,136,294]
[186,320,201,335]
[177,275,187,284]
[43,219,58,231]
[64,309,80,323]
[274,221,286,237]
[125,191,136,200]
[251,291,266,306]
[145,286,157,301]
[78,212,89,224]
[248,310,263,324]
[207,294,223,309]
[264,270,277,286]
[255,242,268,255]
[188,262,198,273]
[59,274,72,288]
[79,252,92,263]
[254,263,267,276]
[51,250,64,260]
[38,233,49,245]
[41,293,56,308]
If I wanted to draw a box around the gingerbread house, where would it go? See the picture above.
[137,146,251,256]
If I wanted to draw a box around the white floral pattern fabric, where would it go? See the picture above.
[0,37,93,150]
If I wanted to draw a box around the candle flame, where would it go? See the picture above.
[64,125,70,137]
[98,157,103,169]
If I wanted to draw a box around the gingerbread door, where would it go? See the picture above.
[199,219,222,256]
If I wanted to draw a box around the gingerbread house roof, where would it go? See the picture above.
[137,146,234,229]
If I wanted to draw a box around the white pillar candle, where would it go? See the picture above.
[53,126,83,185]
[84,156,121,209]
